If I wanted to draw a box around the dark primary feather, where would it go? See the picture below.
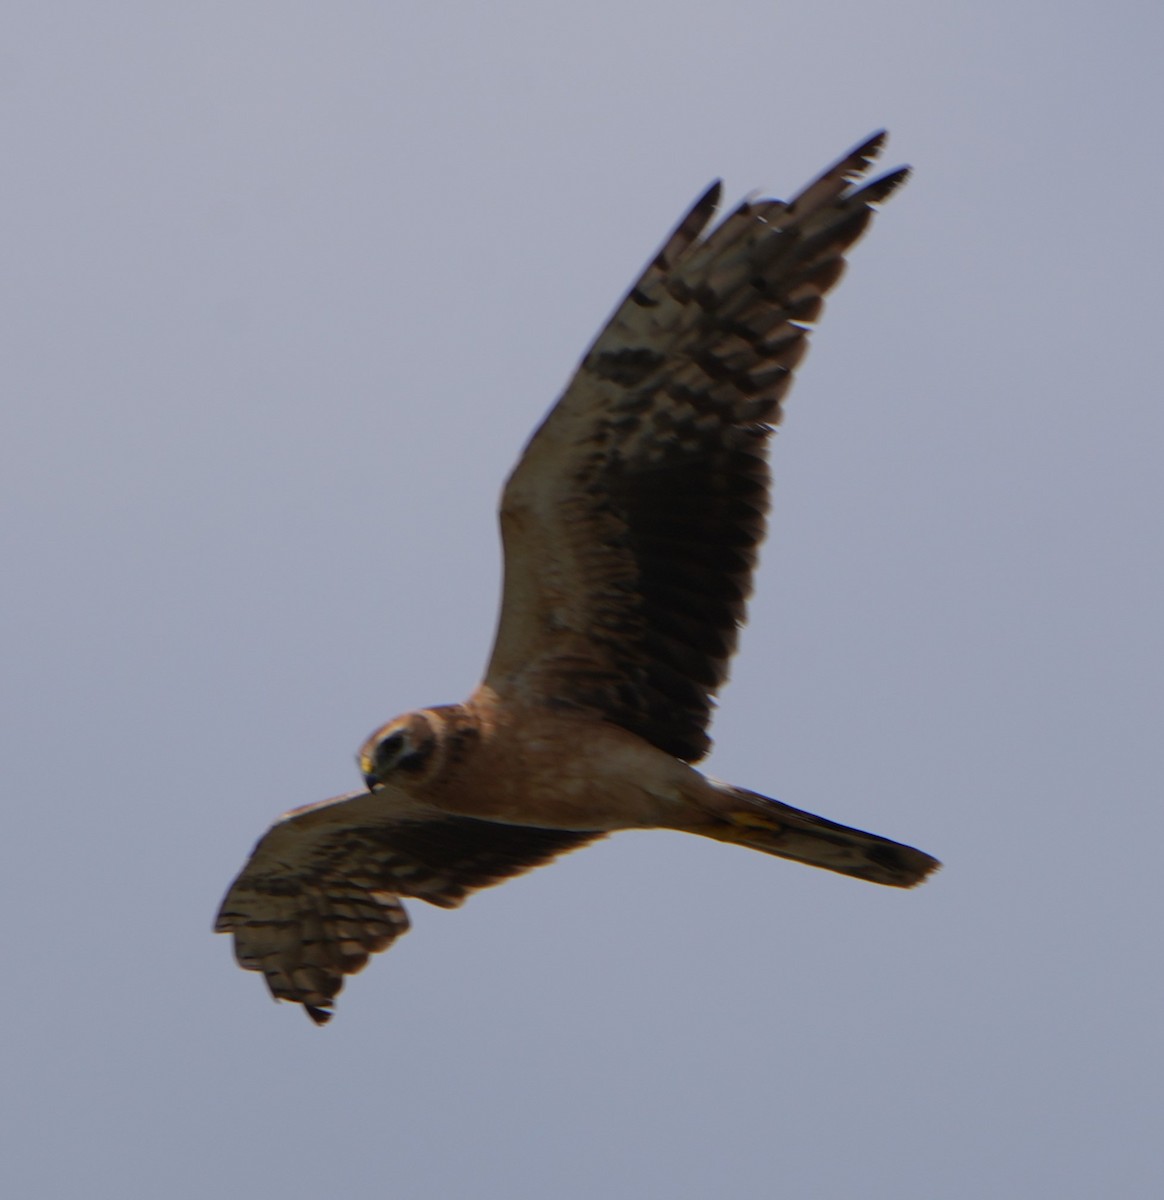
[487,133,908,762]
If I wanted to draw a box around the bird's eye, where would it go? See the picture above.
[375,731,406,768]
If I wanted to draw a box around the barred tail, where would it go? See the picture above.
[703,785,939,888]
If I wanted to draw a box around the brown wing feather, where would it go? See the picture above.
[485,133,908,761]
[215,789,601,1024]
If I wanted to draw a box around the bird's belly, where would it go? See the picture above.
[442,715,695,831]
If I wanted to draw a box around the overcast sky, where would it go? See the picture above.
[5,3,1163,1197]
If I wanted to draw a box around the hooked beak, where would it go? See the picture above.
[359,754,378,792]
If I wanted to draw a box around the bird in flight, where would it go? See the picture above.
[216,132,939,1024]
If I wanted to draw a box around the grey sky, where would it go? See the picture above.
[5,3,1163,1197]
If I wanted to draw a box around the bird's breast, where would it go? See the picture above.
[425,704,693,832]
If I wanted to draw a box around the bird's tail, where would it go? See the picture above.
[699,785,939,888]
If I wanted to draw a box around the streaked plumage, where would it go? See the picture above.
[216,133,938,1024]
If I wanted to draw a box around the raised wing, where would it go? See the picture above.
[484,133,907,763]
[215,789,601,1024]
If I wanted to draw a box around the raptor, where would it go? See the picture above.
[216,132,939,1024]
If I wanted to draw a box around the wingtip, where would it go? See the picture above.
[862,164,912,205]
[645,180,724,278]
[835,130,888,181]
[693,179,723,221]
[845,133,912,203]
[887,845,942,889]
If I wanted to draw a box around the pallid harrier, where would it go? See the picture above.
[217,132,939,1024]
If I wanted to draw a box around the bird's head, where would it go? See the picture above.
[358,710,441,791]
